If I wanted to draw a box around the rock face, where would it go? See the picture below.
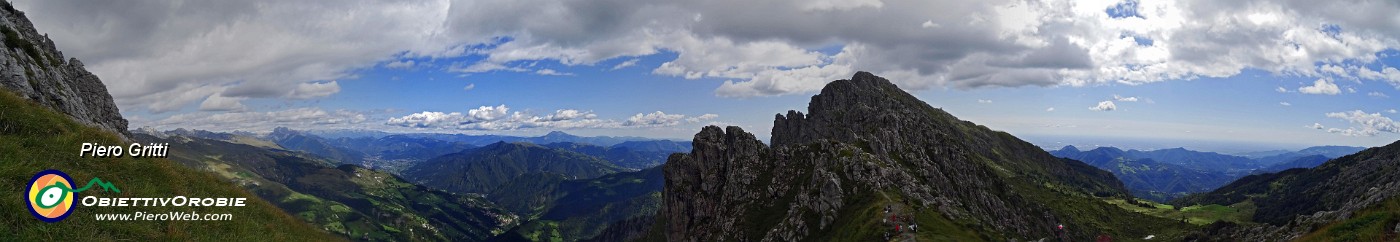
[657,72,1172,241]
[0,3,128,138]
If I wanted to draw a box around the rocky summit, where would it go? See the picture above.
[0,3,127,138]
[655,72,1185,241]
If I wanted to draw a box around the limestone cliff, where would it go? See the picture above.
[0,2,128,138]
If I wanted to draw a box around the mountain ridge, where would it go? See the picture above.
[0,3,128,138]
[1177,140,1400,240]
[651,72,1188,241]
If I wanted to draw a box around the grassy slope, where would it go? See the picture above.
[1295,197,1400,242]
[143,133,513,240]
[0,90,336,240]
[493,168,664,241]
[1104,198,1255,226]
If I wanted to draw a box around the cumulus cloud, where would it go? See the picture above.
[463,83,476,91]
[386,111,465,128]
[1275,87,1290,93]
[385,105,713,131]
[977,99,993,104]
[624,111,687,127]
[1089,101,1117,111]
[1307,123,1324,129]
[1369,92,1390,98]
[1046,107,1055,112]
[1321,110,1400,137]
[1298,78,1341,95]
[467,105,510,121]
[1389,109,1398,114]
[1279,102,1291,106]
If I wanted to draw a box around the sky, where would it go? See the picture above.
[11,0,1400,152]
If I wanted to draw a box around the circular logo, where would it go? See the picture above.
[27,170,76,223]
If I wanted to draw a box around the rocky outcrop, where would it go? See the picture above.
[657,72,1166,241]
[0,2,128,138]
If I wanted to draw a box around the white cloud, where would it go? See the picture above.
[1357,67,1400,87]
[1357,66,1385,80]
[13,0,459,112]
[921,20,940,28]
[542,109,598,121]
[535,69,574,76]
[685,113,720,123]
[1112,94,1138,102]
[1297,78,1340,95]
[1046,107,1055,112]
[1279,102,1291,106]
[287,81,341,99]
[624,111,687,127]
[386,111,466,128]
[198,94,247,112]
[612,59,640,70]
[1389,109,1398,114]
[1386,67,1400,87]
[1369,92,1389,98]
[1327,127,1377,137]
[1275,86,1290,93]
[1089,101,1116,111]
[1319,64,1350,80]
[977,99,993,104]
[1307,123,1324,129]
[463,83,476,91]
[385,106,714,131]
[467,105,510,121]
[384,60,416,69]
[1322,110,1400,137]
[16,0,1400,104]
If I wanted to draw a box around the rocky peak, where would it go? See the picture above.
[0,2,129,138]
[657,72,1150,241]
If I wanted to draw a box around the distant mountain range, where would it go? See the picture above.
[1176,141,1400,240]
[1050,145,1365,202]
[403,142,626,194]
[134,131,514,240]
[262,127,685,173]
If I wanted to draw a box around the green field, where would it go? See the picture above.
[1105,198,1255,225]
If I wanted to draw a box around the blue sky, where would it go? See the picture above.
[13,0,1400,152]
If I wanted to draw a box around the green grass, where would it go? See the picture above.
[0,89,337,241]
[1105,198,1255,226]
[1296,197,1400,242]
[2,25,49,68]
